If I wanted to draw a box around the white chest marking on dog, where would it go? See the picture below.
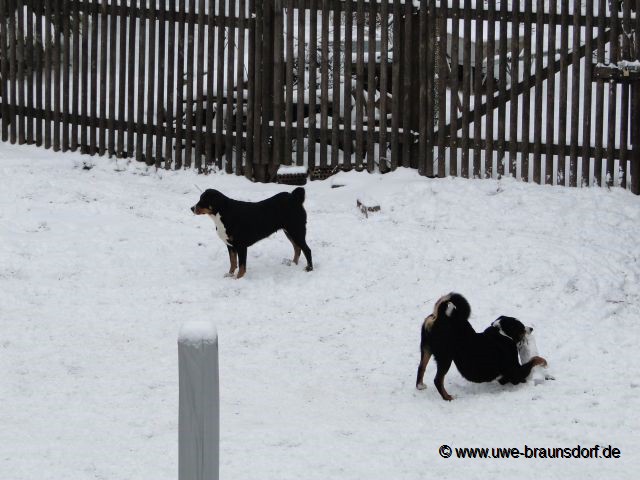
[445,302,456,317]
[209,213,231,245]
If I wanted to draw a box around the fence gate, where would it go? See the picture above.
[253,0,639,191]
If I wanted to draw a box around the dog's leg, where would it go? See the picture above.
[502,356,547,385]
[284,231,302,265]
[236,246,247,279]
[285,227,312,271]
[416,346,432,390]
[434,357,454,401]
[225,247,238,277]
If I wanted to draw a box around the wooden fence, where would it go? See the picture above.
[1,1,639,192]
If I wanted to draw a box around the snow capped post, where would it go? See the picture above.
[178,321,220,480]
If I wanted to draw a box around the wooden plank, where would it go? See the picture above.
[604,0,618,186]
[245,0,255,178]
[215,0,226,168]
[103,0,117,156]
[632,0,640,193]
[0,0,10,142]
[619,0,632,188]
[236,0,247,173]
[156,0,167,167]
[532,0,544,183]
[436,0,447,177]
[496,0,507,176]
[35,0,43,145]
[126,0,138,157]
[296,3,306,166]
[449,0,460,176]
[135,0,147,161]
[390,0,400,170]
[225,0,238,173]
[143,0,157,164]
[366,0,378,172]
[401,0,412,168]
[581,0,593,186]
[355,0,364,169]
[117,0,129,156]
[271,0,283,168]
[544,0,555,184]
[343,0,353,167]
[557,0,569,184]
[98,0,108,155]
[508,0,520,178]
[320,0,329,168]
[194,0,206,170]
[252,0,262,167]
[284,0,294,166]
[108,0,119,156]
[175,0,187,168]
[472,0,484,178]
[26,0,34,143]
[204,0,215,169]
[418,0,427,175]
[184,0,196,168]
[163,0,175,167]
[16,0,24,144]
[593,0,606,186]
[308,0,318,169]
[331,0,341,167]
[484,0,496,179]
[569,0,581,187]
[366,0,376,172]
[44,0,53,147]
[460,0,471,178]
[379,0,389,171]
[53,0,62,150]
[521,0,532,182]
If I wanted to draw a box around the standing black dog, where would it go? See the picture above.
[191,187,313,278]
[415,293,547,400]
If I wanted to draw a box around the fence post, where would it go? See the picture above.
[178,321,220,480]
[632,82,639,195]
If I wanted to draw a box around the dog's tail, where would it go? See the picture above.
[291,187,306,204]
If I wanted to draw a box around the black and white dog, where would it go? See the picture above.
[415,293,547,400]
[191,187,313,278]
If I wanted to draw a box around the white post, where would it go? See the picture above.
[178,322,219,480]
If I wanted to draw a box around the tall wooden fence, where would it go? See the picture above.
[1,1,639,192]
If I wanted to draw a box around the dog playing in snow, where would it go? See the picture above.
[415,293,547,400]
[191,188,312,278]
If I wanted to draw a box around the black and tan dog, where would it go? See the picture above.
[191,187,313,278]
[415,293,547,400]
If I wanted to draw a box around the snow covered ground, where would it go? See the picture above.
[1,143,639,479]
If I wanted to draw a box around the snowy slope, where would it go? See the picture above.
[1,143,639,479]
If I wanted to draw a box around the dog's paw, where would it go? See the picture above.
[305,265,313,272]
[281,258,292,266]
[416,383,427,390]
[224,272,235,278]
[442,394,455,401]
[532,356,548,368]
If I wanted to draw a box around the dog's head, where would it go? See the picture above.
[191,189,226,215]
[490,316,531,343]
[434,292,472,323]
